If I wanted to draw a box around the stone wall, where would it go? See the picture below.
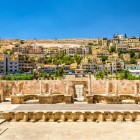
[0,80,140,98]
[90,80,140,94]
[0,80,67,97]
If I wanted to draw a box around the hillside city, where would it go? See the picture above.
[0,34,140,80]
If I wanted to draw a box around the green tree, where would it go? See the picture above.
[74,54,82,65]
[130,50,135,58]
[3,49,8,54]
[123,70,129,79]
[101,56,108,62]
[119,70,130,80]
[130,58,136,64]
[54,68,64,77]
[138,52,140,59]
[96,71,104,79]
[88,42,93,46]
[109,46,116,53]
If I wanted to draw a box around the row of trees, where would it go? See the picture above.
[43,52,82,65]
[95,70,140,80]
[2,74,34,80]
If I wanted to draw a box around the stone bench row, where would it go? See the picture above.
[86,94,140,104]
[3,111,140,122]
[11,94,74,104]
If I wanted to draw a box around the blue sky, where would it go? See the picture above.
[0,0,140,39]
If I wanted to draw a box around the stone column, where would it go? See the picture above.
[60,113,65,122]
[42,113,46,121]
[12,88,16,96]
[66,84,70,95]
[0,89,4,102]
[23,81,25,94]
[106,81,109,95]
[23,112,28,122]
[115,82,118,96]
[88,72,91,94]
[21,90,24,96]
[134,84,138,96]
[40,80,43,95]
[79,113,85,122]
[49,88,52,95]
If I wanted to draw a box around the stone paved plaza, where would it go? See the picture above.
[1,103,140,140]
[0,122,140,140]
[14,104,140,111]
[0,103,140,111]
[1,103,140,112]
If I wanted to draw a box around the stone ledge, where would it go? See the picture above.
[2,111,140,122]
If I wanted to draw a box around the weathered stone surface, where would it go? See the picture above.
[39,94,64,104]
[1,80,140,104]
[65,95,74,104]
[86,94,94,104]
[11,95,24,104]
[3,110,140,122]
[11,93,74,104]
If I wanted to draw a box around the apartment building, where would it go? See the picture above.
[45,47,65,55]
[81,55,94,64]
[85,46,92,55]
[18,55,34,72]
[96,50,110,57]
[66,46,91,56]
[116,44,129,51]
[111,59,124,73]
[0,54,19,74]
[12,46,29,54]
[128,36,140,48]
[113,34,125,43]
[66,47,75,56]
[28,44,43,54]
[38,64,70,73]
[81,63,95,72]
[76,47,85,56]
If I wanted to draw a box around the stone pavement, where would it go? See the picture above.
[14,104,140,111]
[0,103,19,112]
[1,103,140,112]
[1,103,140,139]
[0,122,140,140]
